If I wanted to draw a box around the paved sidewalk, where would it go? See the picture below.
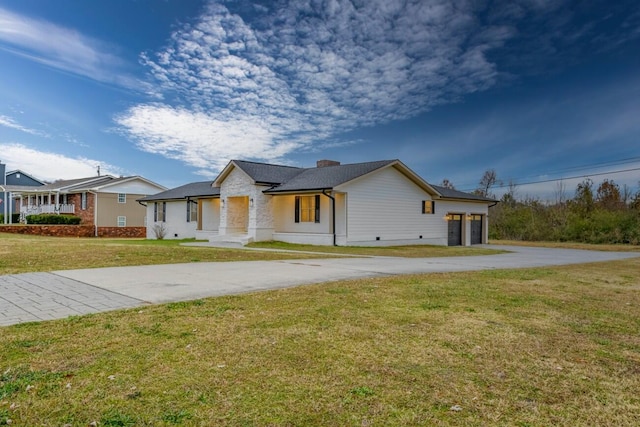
[0,273,144,326]
[1,245,638,326]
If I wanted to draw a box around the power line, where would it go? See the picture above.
[459,166,640,192]
[455,156,640,191]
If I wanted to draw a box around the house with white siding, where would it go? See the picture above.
[141,159,495,246]
[139,181,220,239]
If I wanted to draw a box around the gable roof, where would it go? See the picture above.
[213,159,494,203]
[431,185,496,202]
[15,176,113,193]
[138,181,220,202]
[214,160,304,186]
[5,169,45,185]
[264,160,398,193]
[10,175,166,194]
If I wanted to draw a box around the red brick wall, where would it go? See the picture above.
[0,225,95,237]
[97,227,146,238]
[0,225,146,238]
[70,192,95,225]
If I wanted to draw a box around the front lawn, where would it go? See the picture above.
[2,258,639,425]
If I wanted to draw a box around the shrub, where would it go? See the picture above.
[25,214,82,225]
[0,213,21,224]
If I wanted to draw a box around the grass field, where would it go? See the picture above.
[0,233,504,275]
[1,234,639,425]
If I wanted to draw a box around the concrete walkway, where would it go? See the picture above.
[1,245,638,326]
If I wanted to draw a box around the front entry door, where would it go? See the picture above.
[447,214,462,246]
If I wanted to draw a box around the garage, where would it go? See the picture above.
[470,214,483,244]
[447,214,463,246]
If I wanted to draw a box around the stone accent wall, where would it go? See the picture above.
[0,225,145,238]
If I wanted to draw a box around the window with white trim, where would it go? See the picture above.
[81,192,87,210]
[295,195,320,223]
[117,216,126,227]
[118,193,126,203]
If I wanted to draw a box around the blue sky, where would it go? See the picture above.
[0,0,638,199]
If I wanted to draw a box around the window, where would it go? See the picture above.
[295,195,320,223]
[187,200,198,222]
[154,202,166,222]
[117,216,126,227]
[81,192,87,210]
[118,193,126,203]
[422,200,435,214]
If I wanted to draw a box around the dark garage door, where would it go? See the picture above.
[447,214,462,246]
[470,214,483,245]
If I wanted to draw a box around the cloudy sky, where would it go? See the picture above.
[0,0,638,199]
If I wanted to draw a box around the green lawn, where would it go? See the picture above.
[0,233,505,275]
[2,256,640,425]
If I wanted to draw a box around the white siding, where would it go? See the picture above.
[439,200,490,246]
[98,180,164,195]
[145,201,197,239]
[338,167,444,245]
[272,194,332,234]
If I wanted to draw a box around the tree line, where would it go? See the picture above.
[442,171,640,245]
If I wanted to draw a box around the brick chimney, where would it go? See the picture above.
[316,159,341,168]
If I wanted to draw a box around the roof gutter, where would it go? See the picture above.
[321,189,336,246]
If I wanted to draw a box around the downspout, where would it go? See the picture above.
[89,190,98,237]
[321,189,336,246]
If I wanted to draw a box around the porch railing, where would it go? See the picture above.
[20,204,76,215]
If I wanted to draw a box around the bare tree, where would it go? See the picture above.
[475,169,501,198]
[553,180,567,205]
[439,178,455,189]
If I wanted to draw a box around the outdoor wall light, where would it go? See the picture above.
[250,198,254,207]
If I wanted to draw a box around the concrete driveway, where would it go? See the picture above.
[1,245,637,326]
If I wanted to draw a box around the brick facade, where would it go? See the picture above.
[0,225,146,238]
[70,192,96,225]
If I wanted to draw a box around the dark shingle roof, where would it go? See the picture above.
[264,160,396,193]
[431,185,496,202]
[138,181,219,202]
[17,176,113,192]
[233,160,304,185]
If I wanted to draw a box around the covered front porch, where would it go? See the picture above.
[17,193,75,217]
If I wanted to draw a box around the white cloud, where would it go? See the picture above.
[117,0,638,175]
[0,6,142,90]
[0,114,47,137]
[117,0,509,170]
[0,143,123,182]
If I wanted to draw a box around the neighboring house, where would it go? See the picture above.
[11,175,167,236]
[144,159,495,246]
[138,181,220,239]
[0,161,45,222]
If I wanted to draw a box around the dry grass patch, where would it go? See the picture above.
[1,258,640,425]
[491,239,640,252]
